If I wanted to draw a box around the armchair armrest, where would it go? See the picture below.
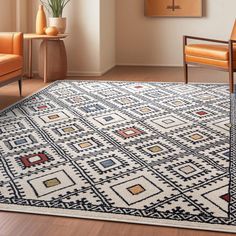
[0,32,23,56]
[183,35,228,44]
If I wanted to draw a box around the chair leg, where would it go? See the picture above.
[18,77,22,96]
[184,62,188,84]
[229,70,234,93]
[183,36,188,84]
[229,40,234,93]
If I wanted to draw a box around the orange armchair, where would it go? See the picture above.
[0,32,23,96]
[183,21,236,93]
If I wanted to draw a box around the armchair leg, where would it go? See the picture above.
[229,40,234,93]
[18,77,22,96]
[229,70,234,93]
[184,62,188,84]
[183,36,188,84]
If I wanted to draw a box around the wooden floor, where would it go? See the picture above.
[0,66,233,236]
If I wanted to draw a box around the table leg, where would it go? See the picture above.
[28,39,33,78]
[44,40,48,83]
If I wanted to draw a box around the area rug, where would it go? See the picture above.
[0,81,235,233]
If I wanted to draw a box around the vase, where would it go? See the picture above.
[36,5,47,35]
[49,17,67,34]
[45,27,59,36]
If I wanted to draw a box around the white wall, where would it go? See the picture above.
[0,0,16,31]
[116,0,236,66]
[16,0,29,32]
[100,0,116,74]
[29,0,115,76]
[64,0,101,75]
[29,0,101,74]
[0,0,111,75]
[2,0,234,72]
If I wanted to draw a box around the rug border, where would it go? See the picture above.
[0,81,235,233]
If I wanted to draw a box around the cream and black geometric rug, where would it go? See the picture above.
[0,81,235,233]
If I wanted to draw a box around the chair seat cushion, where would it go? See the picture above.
[0,54,23,77]
[185,55,236,69]
[185,44,236,61]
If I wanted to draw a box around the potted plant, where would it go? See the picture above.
[40,0,71,33]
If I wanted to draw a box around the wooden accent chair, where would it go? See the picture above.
[0,32,23,96]
[183,21,236,93]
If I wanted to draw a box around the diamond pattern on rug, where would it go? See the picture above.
[0,81,235,232]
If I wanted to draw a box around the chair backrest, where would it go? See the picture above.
[0,32,23,56]
[230,20,236,40]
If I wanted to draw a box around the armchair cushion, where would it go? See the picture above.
[185,44,236,61]
[185,55,236,69]
[0,33,23,56]
[0,32,23,95]
[0,54,23,77]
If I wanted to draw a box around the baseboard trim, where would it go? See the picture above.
[68,64,116,77]
[116,63,183,67]
[31,64,202,78]
[32,65,116,78]
[32,70,104,77]
[100,64,116,75]
[67,71,104,77]
[116,64,202,69]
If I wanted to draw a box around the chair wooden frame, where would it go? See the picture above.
[183,35,235,93]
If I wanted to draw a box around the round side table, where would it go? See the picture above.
[24,34,68,83]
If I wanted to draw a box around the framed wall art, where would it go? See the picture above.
[145,0,203,17]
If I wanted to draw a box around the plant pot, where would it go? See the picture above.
[49,17,66,34]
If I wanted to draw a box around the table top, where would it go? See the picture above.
[24,33,68,40]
